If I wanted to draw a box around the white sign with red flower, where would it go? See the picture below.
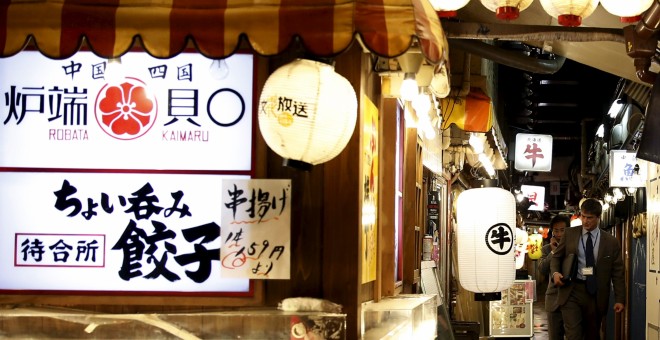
[0,50,254,171]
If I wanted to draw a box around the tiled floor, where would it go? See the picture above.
[532,297,550,340]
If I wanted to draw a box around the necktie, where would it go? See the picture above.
[586,232,597,294]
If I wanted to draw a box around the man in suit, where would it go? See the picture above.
[550,198,625,339]
[538,214,569,340]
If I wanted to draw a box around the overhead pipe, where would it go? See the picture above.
[448,39,566,74]
[627,0,660,84]
[635,0,660,39]
[579,119,596,194]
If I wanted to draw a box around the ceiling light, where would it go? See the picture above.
[400,73,419,102]
[608,98,625,119]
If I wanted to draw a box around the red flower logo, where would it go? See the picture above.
[95,78,157,140]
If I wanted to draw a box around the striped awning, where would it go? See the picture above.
[0,0,447,64]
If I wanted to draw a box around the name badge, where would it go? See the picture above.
[582,267,594,276]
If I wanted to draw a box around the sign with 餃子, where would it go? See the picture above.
[0,50,253,171]
[609,150,647,187]
[514,133,553,172]
[221,179,291,279]
[0,171,250,294]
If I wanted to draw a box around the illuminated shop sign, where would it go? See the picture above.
[0,50,255,295]
[609,150,647,188]
[0,172,250,293]
[514,133,553,172]
[521,185,545,212]
[0,51,254,171]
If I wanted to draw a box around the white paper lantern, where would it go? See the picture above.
[480,0,534,20]
[539,0,599,26]
[429,0,471,17]
[457,187,516,293]
[258,59,357,170]
[600,0,653,22]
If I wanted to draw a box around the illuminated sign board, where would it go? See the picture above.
[521,185,546,212]
[514,133,553,172]
[0,51,253,171]
[0,50,255,295]
[609,150,647,188]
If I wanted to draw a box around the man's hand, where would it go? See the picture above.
[613,303,625,313]
[550,237,558,251]
[553,272,564,287]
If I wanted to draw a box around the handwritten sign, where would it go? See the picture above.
[221,179,291,279]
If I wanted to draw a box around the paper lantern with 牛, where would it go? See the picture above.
[539,0,599,27]
[258,59,357,170]
[457,187,516,293]
[527,233,543,260]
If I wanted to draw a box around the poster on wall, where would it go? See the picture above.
[0,50,254,171]
[361,96,378,283]
[650,178,659,272]
[0,172,251,294]
[220,179,291,279]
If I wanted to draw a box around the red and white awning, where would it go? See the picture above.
[0,0,447,63]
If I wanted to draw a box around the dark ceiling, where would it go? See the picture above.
[497,54,621,159]
[490,43,622,211]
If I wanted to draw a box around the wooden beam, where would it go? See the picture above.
[442,21,625,43]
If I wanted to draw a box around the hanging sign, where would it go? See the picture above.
[0,172,251,294]
[456,187,516,293]
[0,50,254,171]
[521,185,546,212]
[220,179,291,279]
[514,133,553,172]
[609,150,647,187]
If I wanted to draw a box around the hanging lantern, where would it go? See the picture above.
[514,228,528,269]
[600,0,653,23]
[258,59,357,170]
[480,0,534,20]
[539,0,599,27]
[429,0,471,17]
[456,187,516,293]
[527,233,543,260]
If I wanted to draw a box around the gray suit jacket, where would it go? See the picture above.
[550,226,625,314]
[537,243,559,312]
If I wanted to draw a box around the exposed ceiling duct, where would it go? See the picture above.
[626,0,660,84]
[448,39,566,74]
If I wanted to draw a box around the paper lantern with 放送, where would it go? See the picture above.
[527,233,543,260]
[457,187,516,293]
[258,59,357,170]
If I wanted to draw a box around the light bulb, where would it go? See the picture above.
[210,59,230,80]
[105,58,125,84]
[400,73,419,102]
